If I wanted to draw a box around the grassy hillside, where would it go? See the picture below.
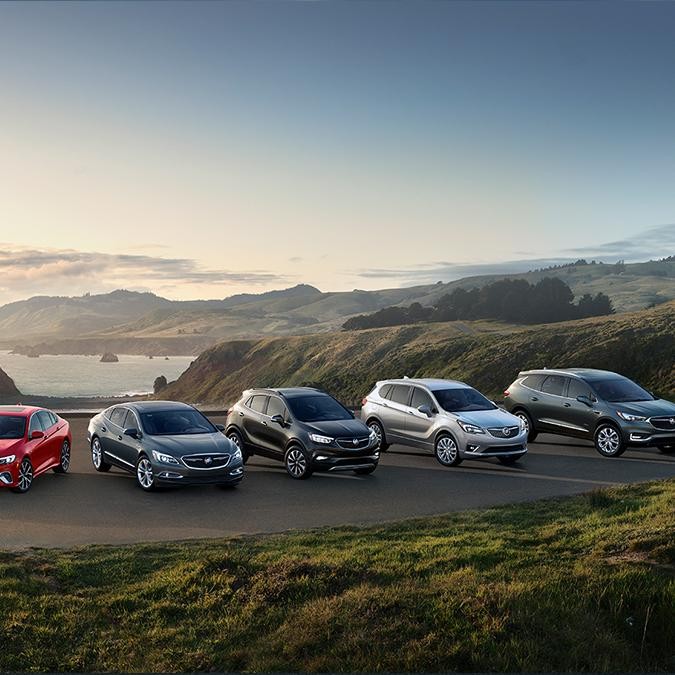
[162,302,675,406]
[0,480,673,672]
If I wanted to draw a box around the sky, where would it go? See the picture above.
[1,0,674,303]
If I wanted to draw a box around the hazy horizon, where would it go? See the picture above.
[2,1,675,303]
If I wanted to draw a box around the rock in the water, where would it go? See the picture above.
[100,352,119,363]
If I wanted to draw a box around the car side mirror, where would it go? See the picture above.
[418,404,434,417]
[270,414,285,426]
[123,427,140,439]
[215,423,225,432]
[30,430,44,440]
[576,395,593,407]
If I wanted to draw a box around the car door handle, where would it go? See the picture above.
[563,402,571,407]
[262,421,268,426]
[117,435,123,440]
[530,397,539,402]
[101,426,107,432]
[238,412,244,417]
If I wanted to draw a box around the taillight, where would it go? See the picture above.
[503,391,510,397]
[226,407,232,415]
[361,397,368,406]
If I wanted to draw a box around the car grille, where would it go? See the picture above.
[181,454,231,470]
[650,417,675,430]
[485,444,526,455]
[487,426,520,439]
[336,437,370,450]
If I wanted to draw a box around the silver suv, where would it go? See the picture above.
[361,378,527,466]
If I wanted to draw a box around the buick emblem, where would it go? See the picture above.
[205,457,213,465]
[353,439,359,446]
[503,427,512,436]
[670,418,675,425]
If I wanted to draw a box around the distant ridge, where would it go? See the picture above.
[0,366,22,403]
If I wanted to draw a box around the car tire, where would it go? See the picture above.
[227,429,250,464]
[497,455,522,466]
[284,446,313,480]
[657,444,675,454]
[514,410,538,442]
[11,458,34,493]
[53,439,71,473]
[434,433,463,467]
[136,455,156,491]
[594,423,626,457]
[91,437,111,472]
[367,420,389,452]
[354,464,378,475]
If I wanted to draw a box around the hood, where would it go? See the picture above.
[304,418,370,438]
[447,407,521,429]
[615,398,675,417]
[149,432,235,457]
[0,438,23,455]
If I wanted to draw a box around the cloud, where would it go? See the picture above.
[0,245,287,302]
[564,223,675,260]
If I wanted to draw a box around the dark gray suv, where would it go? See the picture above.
[503,368,675,457]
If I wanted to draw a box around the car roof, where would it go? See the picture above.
[246,387,326,399]
[377,378,471,390]
[520,368,623,381]
[123,401,196,412]
[0,405,41,417]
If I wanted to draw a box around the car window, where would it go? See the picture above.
[541,375,566,397]
[123,409,139,430]
[109,407,128,427]
[248,395,268,414]
[140,409,216,435]
[28,413,44,435]
[389,385,411,405]
[379,384,393,400]
[411,387,434,410]
[266,396,287,419]
[567,378,594,400]
[37,410,54,430]
[0,416,26,439]
[522,374,546,391]
[434,387,497,412]
[286,395,352,422]
[591,378,653,403]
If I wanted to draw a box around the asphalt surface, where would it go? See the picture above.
[1,414,674,549]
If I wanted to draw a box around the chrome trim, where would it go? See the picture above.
[104,451,134,467]
[327,463,376,472]
[648,416,675,430]
[538,418,588,432]
[180,453,232,470]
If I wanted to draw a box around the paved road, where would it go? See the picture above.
[1,414,674,549]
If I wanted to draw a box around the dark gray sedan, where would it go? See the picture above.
[87,401,244,491]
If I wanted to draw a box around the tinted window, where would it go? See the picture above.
[248,395,268,413]
[37,410,54,430]
[567,378,594,400]
[541,375,566,397]
[109,407,128,427]
[0,416,26,439]
[434,387,497,412]
[411,387,434,410]
[389,385,411,405]
[28,414,44,435]
[522,374,546,391]
[286,395,352,423]
[266,396,287,419]
[379,384,393,400]
[140,409,216,435]
[591,378,653,403]
[123,410,139,430]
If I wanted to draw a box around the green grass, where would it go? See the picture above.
[1,480,674,672]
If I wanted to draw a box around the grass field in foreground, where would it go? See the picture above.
[1,480,673,672]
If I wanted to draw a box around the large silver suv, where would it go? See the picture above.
[361,378,527,466]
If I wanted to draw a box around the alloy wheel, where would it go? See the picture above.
[368,422,383,450]
[516,412,529,434]
[92,438,102,468]
[137,457,155,489]
[17,459,33,492]
[596,426,621,456]
[286,448,307,478]
[436,436,459,465]
[61,441,70,471]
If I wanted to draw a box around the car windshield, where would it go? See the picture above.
[140,410,216,436]
[0,416,26,439]
[433,387,497,412]
[592,378,654,403]
[287,395,352,422]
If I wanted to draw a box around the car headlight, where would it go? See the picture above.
[457,420,485,434]
[0,455,16,465]
[617,412,647,422]
[151,450,180,465]
[309,433,334,445]
[231,446,243,460]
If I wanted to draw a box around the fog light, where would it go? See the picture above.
[629,433,648,442]
[467,444,480,452]
[314,455,329,461]
[230,466,243,476]
[0,471,13,485]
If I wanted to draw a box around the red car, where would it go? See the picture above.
[0,405,72,493]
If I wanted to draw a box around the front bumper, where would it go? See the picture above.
[153,462,244,486]
[310,444,380,472]
[0,461,19,488]
[459,430,528,459]
[621,423,675,447]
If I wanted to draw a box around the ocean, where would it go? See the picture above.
[0,351,194,398]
